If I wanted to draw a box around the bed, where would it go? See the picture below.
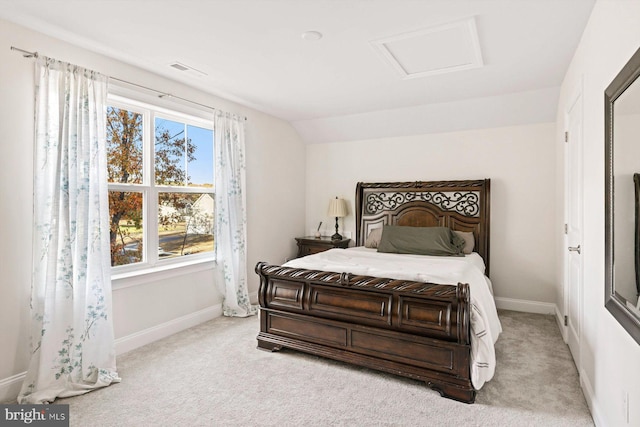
[255,179,501,403]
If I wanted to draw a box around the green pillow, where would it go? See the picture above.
[377,225,465,256]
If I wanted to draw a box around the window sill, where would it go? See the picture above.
[111,257,216,290]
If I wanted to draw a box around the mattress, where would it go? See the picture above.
[284,246,502,389]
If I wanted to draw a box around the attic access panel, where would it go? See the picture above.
[372,17,484,79]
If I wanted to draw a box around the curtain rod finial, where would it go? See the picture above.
[10,46,38,58]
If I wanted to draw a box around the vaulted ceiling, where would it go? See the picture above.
[0,0,595,143]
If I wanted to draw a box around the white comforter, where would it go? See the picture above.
[284,247,502,389]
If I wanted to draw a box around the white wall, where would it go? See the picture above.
[555,1,640,425]
[293,88,560,144]
[0,18,305,401]
[305,122,558,305]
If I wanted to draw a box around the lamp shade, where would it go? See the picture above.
[328,197,347,218]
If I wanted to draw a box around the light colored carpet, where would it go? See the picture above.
[60,310,593,426]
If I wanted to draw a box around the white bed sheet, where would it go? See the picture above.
[283,247,502,389]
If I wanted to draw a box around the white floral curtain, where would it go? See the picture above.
[214,111,257,317]
[18,57,119,404]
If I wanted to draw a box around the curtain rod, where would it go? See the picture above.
[10,46,247,121]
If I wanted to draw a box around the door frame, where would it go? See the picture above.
[563,76,584,369]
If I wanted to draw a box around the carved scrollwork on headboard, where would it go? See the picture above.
[355,179,491,275]
[365,191,480,217]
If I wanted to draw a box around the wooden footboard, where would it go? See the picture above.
[255,262,475,403]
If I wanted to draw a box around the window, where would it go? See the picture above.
[107,95,214,271]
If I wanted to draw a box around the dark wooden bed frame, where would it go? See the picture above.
[256,179,491,403]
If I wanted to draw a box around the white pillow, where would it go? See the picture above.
[364,228,383,248]
[453,230,475,254]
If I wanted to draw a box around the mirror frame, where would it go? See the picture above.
[635,173,640,296]
[605,46,640,345]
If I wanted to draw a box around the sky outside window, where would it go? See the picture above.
[155,118,213,187]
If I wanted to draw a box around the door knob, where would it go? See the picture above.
[568,245,581,254]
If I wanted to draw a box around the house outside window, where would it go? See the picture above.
[107,94,214,272]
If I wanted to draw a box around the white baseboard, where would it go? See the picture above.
[249,290,258,305]
[115,304,222,355]
[1,305,223,403]
[580,368,603,426]
[555,305,568,342]
[494,296,557,315]
[0,371,26,403]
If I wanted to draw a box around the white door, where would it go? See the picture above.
[564,86,583,368]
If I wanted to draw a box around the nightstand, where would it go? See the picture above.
[295,236,350,258]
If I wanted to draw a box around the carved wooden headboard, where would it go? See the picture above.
[355,179,491,275]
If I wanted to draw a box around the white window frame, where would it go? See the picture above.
[107,91,215,287]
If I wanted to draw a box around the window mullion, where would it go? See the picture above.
[155,185,212,194]
[147,186,159,266]
[146,110,158,266]
[184,125,189,186]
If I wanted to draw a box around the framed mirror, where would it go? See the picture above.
[605,46,640,345]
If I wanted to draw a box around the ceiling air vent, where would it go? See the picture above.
[169,61,208,77]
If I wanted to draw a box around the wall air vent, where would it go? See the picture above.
[170,62,190,71]
[169,61,208,77]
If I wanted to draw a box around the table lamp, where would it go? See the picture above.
[328,197,347,241]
